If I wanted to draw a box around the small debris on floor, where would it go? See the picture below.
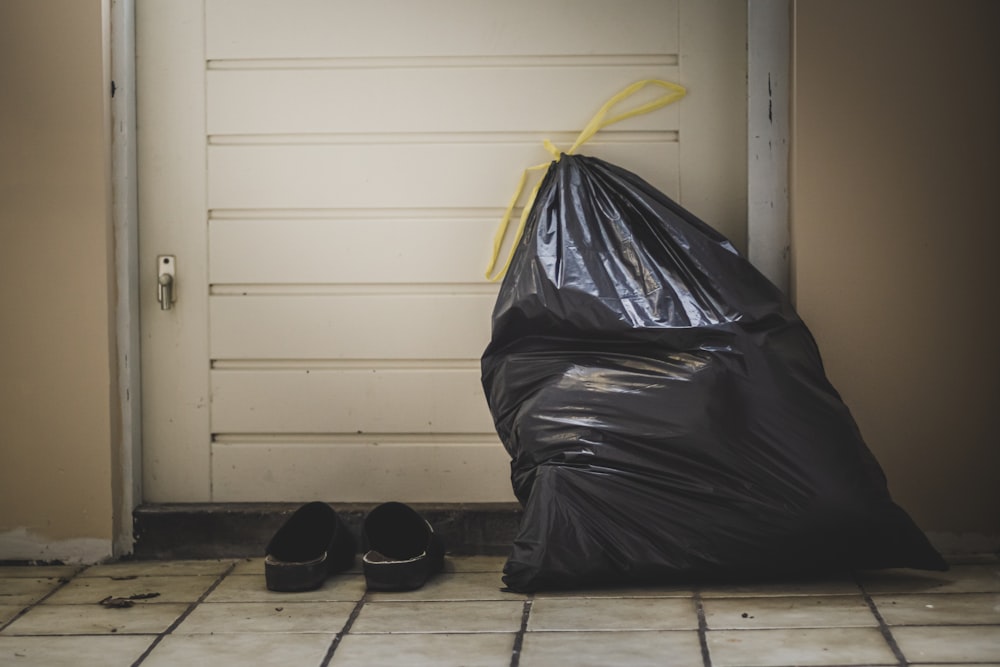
[98,592,161,608]
[110,575,139,581]
[125,593,160,600]
[99,596,134,609]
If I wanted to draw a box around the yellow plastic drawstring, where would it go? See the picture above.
[485,78,687,281]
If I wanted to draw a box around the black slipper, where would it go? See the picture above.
[362,502,445,591]
[265,501,356,592]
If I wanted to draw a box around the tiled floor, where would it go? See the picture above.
[1,555,998,666]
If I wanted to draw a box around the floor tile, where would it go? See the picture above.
[892,625,1000,663]
[533,583,693,599]
[231,556,365,577]
[175,601,355,634]
[703,595,877,629]
[519,630,703,667]
[442,556,507,573]
[79,559,234,578]
[43,575,217,604]
[366,572,524,602]
[141,632,334,667]
[0,565,77,579]
[859,563,1000,594]
[228,557,265,576]
[0,605,24,626]
[329,632,515,667]
[875,592,1000,625]
[0,602,189,635]
[0,635,152,666]
[351,600,524,634]
[0,577,65,606]
[528,597,698,631]
[700,576,860,598]
[205,573,365,602]
[706,627,898,666]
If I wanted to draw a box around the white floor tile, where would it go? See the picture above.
[875,592,1000,625]
[520,630,703,667]
[706,627,898,666]
[351,600,524,634]
[0,566,76,579]
[893,625,1000,663]
[142,632,335,667]
[0,635,152,666]
[528,597,698,631]
[442,556,507,573]
[205,573,365,603]
[43,575,217,605]
[703,595,877,629]
[0,578,63,606]
[329,632,515,667]
[3,557,999,666]
[533,583,693,599]
[1,601,188,635]
[175,601,356,634]
[366,572,525,602]
[700,576,860,598]
[0,604,23,626]
[80,559,234,578]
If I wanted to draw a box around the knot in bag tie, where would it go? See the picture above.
[485,78,687,281]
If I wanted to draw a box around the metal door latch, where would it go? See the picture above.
[157,255,176,310]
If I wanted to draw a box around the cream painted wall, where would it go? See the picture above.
[0,0,117,561]
[791,1,1000,545]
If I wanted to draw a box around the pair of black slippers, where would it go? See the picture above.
[264,501,445,592]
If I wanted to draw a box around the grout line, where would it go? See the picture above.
[130,560,238,667]
[319,592,369,667]
[508,597,533,667]
[206,54,679,71]
[693,589,712,667]
[0,566,87,633]
[856,575,909,667]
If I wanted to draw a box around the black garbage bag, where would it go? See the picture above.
[481,153,946,593]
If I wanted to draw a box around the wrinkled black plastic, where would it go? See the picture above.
[481,154,946,593]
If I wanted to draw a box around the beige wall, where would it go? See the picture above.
[0,0,117,561]
[791,0,1000,544]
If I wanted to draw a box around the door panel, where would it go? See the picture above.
[207,66,681,136]
[209,294,495,360]
[209,218,499,285]
[206,143,680,210]
[211,367,492,434]
[211,439,512,503]
[204,0,680,59]
[138,0,746,503]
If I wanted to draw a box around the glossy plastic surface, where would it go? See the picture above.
[481,154,945,592]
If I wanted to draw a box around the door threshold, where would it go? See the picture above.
[132,502,522,560]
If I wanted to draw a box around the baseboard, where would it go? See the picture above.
[131,502,522,560]
[0,527,112,564]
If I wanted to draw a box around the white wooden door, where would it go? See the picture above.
[137,0,747,503]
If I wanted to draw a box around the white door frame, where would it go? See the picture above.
[109,0,790,555]
[747,0,791,293]
[110,0,142,556]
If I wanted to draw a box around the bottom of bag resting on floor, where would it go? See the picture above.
[480,154,946,593]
